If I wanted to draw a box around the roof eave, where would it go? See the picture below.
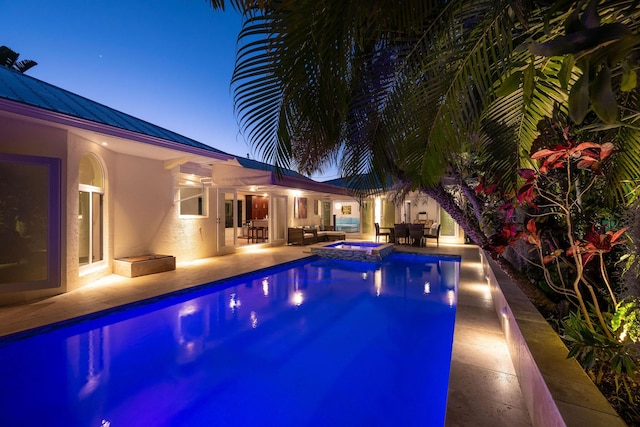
[270,174,350,196]
[0,98,235,162]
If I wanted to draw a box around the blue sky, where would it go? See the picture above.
[3,0,338,180]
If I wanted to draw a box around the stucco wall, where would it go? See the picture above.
[0,115,221,305]
[112,154,218,262]
[408,193,466,244]
[333,200,359,220]
[407,194,440,224]
[0,115,69,302]
[289,196,323,228]
[67,132,117,290]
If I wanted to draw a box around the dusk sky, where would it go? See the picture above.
[3,0,339,180]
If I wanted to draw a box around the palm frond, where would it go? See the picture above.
[14,60,37,73]
[223,0,640,206]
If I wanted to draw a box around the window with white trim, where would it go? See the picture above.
[79,154,104,267]
[179,186,208,217]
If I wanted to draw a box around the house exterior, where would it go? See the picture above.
[0,66,462,305]
[325,177,466,245]
[0,66,352,304]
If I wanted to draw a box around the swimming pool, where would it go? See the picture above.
[0,253,459,426]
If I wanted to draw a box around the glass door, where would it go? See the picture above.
[79,186,104,266]
[270,195,287,244]
[217,189,237,252]
[381,199,395,228]
[361,200,374,235]
[322,202,331,227]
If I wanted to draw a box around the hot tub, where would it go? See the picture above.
[310,241,394,261]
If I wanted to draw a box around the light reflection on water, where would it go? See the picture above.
[0,253,459,427]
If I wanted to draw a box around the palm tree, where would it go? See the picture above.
[0,45,37,73]
[207,1,640,245]
[209,1,523,238]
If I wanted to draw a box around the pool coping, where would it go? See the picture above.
[310,240,394,261]
[0,255,316,345]
[480,250,626,427]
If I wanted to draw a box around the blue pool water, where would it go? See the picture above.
[0,253,459,427]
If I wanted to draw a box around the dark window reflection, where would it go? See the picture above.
[0,155,59,286]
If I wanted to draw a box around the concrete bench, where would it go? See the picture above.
[114,254,176,278]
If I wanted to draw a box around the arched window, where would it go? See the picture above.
[79,154,104,267]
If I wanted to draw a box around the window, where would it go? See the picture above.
[0,153,61,291]
[179,186,207,217]
[79,154,104,267]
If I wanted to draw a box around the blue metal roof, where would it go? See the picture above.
[235,156,310,179]
[323,173,392,191]
[0,66,349,193]
[0,66,227,155]
[322,177,349,188]
[234,157,350,194]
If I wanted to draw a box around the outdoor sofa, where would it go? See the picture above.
[287,227,317,245]
[287,227,346,245]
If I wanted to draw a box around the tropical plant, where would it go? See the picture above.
[485,125,640,419]
[0,46,37,73]
[562,309,638,420]
[621,195,640,295]
[207,1,640,257]
[487,124,629,333]
[613,297,640,344]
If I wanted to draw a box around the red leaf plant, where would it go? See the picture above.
[489,222,520,255]
[569,226,628,266]
[530,127,615,174]
[516,169,537,206]
[495,132,624,335]
[474,177,498,196]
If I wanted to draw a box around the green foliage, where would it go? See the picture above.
[562,309,638,405]
[621,62,637,92]
[612,297,640,343]
[569,70,590,124]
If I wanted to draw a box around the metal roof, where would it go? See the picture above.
[229,157,348,194]
[323,173,392,191]
[234,156,309,179]
[0,66,227,155]
[0,66,350,195]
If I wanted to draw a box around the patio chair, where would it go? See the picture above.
[409,223,425,246]
[424,223,441,247]
[394,223,409,245]
[375,223,390,242]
